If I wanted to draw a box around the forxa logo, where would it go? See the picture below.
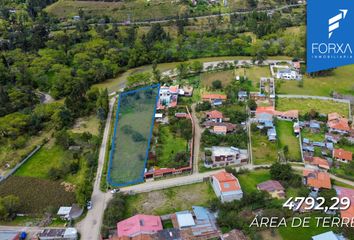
[312,43,352,54]
[307,0,354,72]
[328,9,348,39]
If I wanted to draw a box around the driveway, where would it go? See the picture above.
[76,98,116,240]
[191,103,202,173]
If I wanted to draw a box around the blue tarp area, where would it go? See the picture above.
[107,84,160,187]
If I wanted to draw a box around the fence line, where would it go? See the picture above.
[0,145,42,182]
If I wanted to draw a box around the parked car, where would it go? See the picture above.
[87,201,93,210]
[110,188,120,194]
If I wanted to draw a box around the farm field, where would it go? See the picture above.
[251,129,278,165]
[108,85,159,186]
[124,182,216,217]
[46,0,185,22]
[276,120,301,162]
[278,65,354,96]
[276,98,349,117]
[237,169,271,194]
[0,176,75,214]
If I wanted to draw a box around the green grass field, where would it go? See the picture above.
[278,65,354,96]
[156,126,187,168]
[124,182,216,217]
[276,98,349,117]
[237,169,271,194]
[251,129,278,165]
[301,127,325,142]
[108,86,159,185]
[14,145,66,179]
[234,66,272,91]
[278,214,339,240]
[201,70,234,88]
[276,120,301,161]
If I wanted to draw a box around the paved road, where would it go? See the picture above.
[76,98,116,240]
[191,103,202,173]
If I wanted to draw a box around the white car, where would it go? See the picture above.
[87,201,93,210]
[110,189,120,194]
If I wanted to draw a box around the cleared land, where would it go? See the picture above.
[108,86,159,186]
[71,114,100,136]
[237,169,271,194]
[276,98,349,117]
[278,65,354,96]
[0,176,75,214]
[276,120,301,161]
[251,129,278,165]
[124,182,216,216]
[201,70,234,88]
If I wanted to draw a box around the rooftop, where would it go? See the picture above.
[117,214,163,237]
[211,146,239,156]
[257,180,284,192]
[175,211,195,228]
[212,171,242,193]
[333,148,352,161]
[303,169,331,189]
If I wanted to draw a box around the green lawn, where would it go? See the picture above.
[251,129,278,165]
[276,98,349,117]
[278,214,339,240]
[301,128,325,142]
[124,182,217,217]
[278,65,354,96]
[14,145,67,179]
[235,66,272,91]
[156,126,188,167]
[237,169,271,194]
[276,120,301,161]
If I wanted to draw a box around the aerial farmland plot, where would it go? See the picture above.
[107,85,160,186]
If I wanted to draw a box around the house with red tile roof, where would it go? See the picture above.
[257,180,285,199]
[327,112,351,134]
[306,157,330,170]
[202,93,227,102]
[117,214,163,238]
[212,125,227,135]
[335,187,354,223]
[206,110,224,123]
[333,148,352,163]
[255,106,298,122]
[211,171,243,202]
[303,169,332,190]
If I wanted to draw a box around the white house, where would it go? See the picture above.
[276,68,301,80]
[211,171,243,202]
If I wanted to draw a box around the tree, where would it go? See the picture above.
[176,63,189,80]
[55,130,72,149]
[247,99,257,110]
[270,163,293,182]
[212,80,222,90]
[0,195,20,220]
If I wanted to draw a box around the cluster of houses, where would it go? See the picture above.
[301,112,353,165]
[0,228,78,240]
[108,170,290,240]
[254,106,299,141]
[199,94,249,168]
